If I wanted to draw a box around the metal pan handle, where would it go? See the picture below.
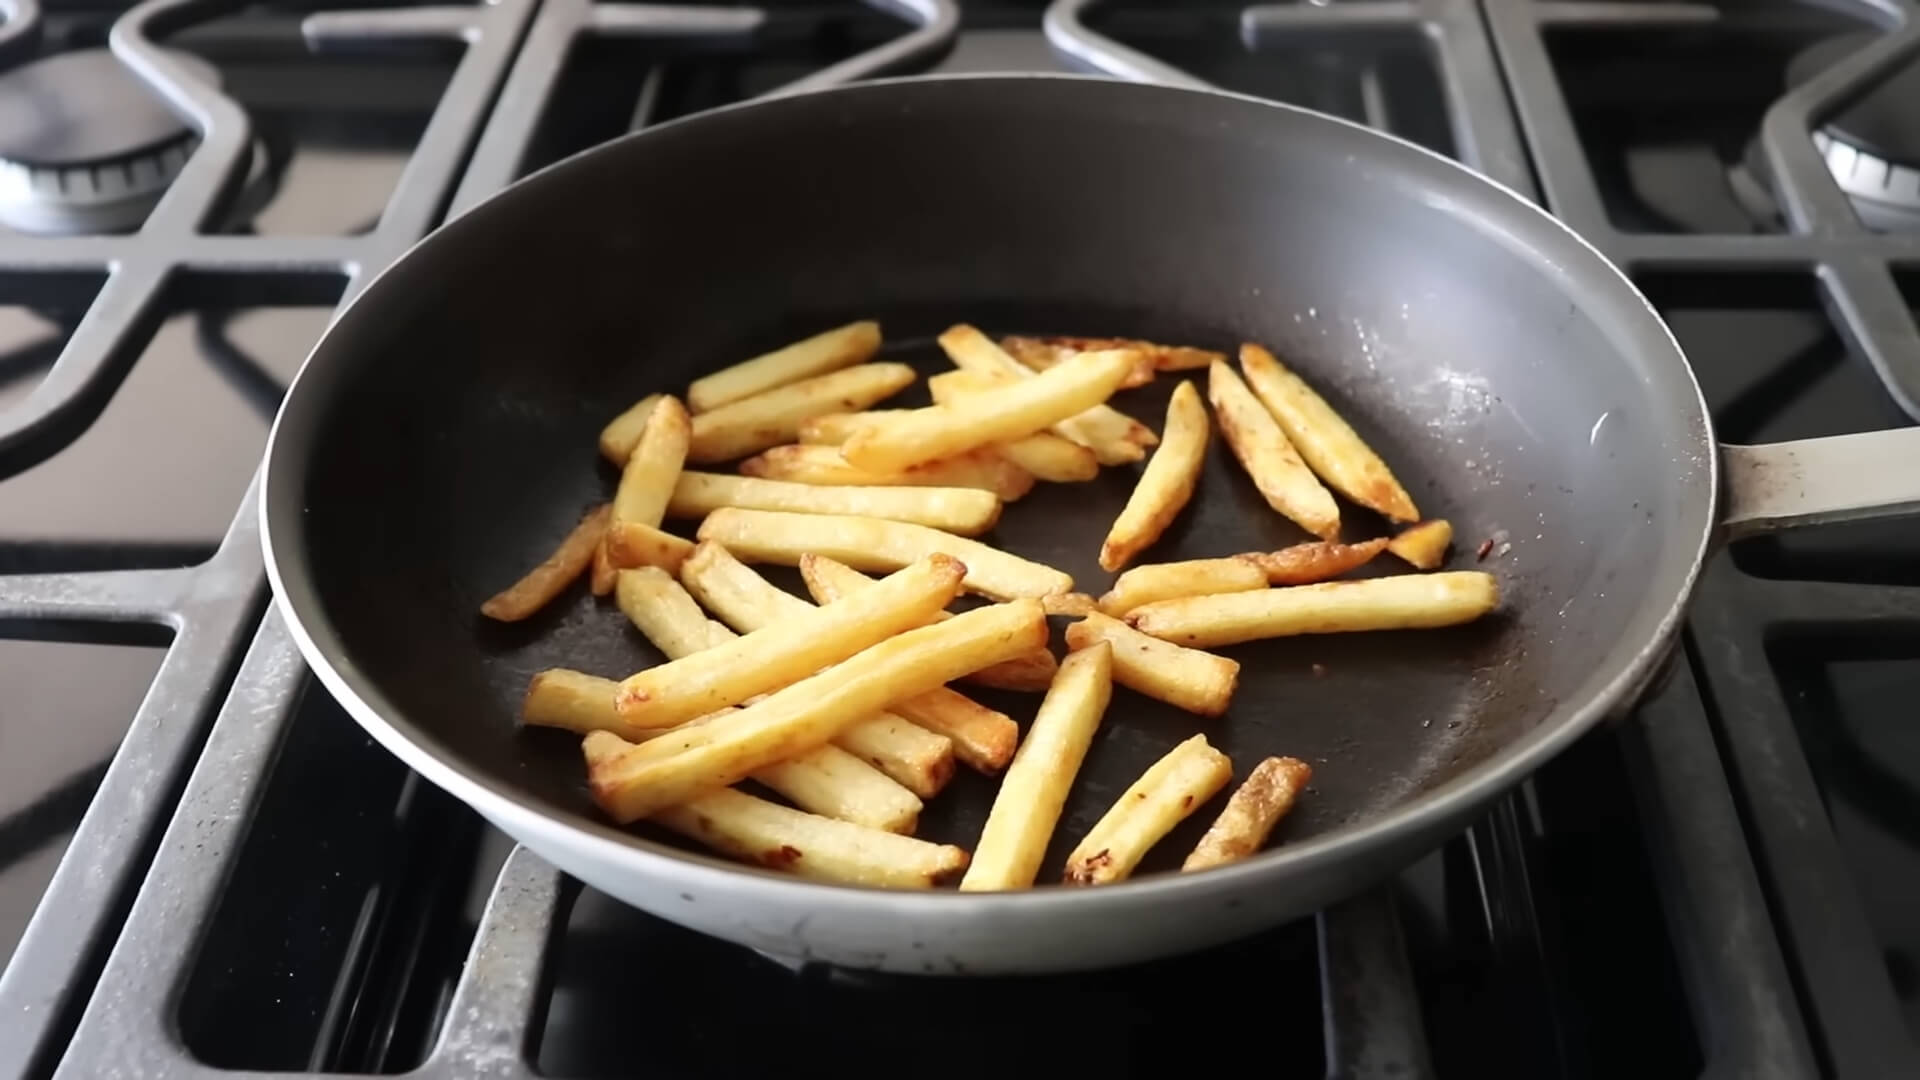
[1720,427,1920,540]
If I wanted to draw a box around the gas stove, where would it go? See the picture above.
[1,2,1917,1078]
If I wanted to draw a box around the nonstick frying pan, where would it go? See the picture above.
[260,75,1920,974]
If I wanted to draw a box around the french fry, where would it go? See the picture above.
[1247,538,1389,585]
[666,471,1002,536]
[1002,334,1222,374]
[583,735,965,887]
[589,599,1047,822]
[1239,343,1418,523]
[1065,612,1239,717]
[928,367,1151,468]
[589,535,618,596]
[598,393,661,465]
[1098,556,1267,616]
[740,443,1037,502]
[1386,520,1453,570]
[961,642,1114,891]
[843,349,1135,472]
[1127,571,1500,649]
[795,409,907,446]
[1209,359,1339,539]
[802,410,1097,484]
[687,320,881,414]
[698,507,1073,601]
[937,324,1157,465]
[1062,733,1232,885]
[479,504,608,621]
[609,396,690,569]
[800,555,1057,694]
[1001,337,1155,387]
[1099,379,1208,571]
[604,521,694,573]
[1183,756,1313,871]
[688,362,915,464]
[1042,593,1097,617]
[616,565,953,798]
[612,554,966,725]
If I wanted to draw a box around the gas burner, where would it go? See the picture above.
[1788,33,1920,231]
[0,48,221,235]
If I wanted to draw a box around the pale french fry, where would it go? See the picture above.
[1386,520,1453,570]
[598,393,661,465]
[687,362,915,463]
[616,565,953,798]
[1126,571,1499,649]
[1042,592,1097,617]
[1247,538,1390,585]
[802,411,1096,484]
[687,320,881,414]
[1002,334,1222,374]
[480,504,608,621]
[583,736,965,887]
[604,521,694,572]
[800,555,1057,694]
[698,508,1073,601]
[589,599,1047,822]
[1062,734,1232,885]
[610,395,690,565]
[1098,556,1267,616]
[961,643,1114,891]
[1100,379,1208,571]
[740,443,1037,502]
[928,367,1150,468]
[1209,359,1339,539]
[795,409,908,446]
[666,471,1002,536]
[1240,343,1418,523]
[843,350,1134,472]
[1065,612,1239,717]
[612,553,965,726]
[1183,756,1313,871]
[1000,337,1155,387]
[937,324,1157,465]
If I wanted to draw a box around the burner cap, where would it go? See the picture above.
[1782,34,1920,230]
[0,48,221,235]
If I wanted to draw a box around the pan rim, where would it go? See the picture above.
[260,73,1717,917]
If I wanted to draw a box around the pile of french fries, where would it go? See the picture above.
[481,319,1498,890]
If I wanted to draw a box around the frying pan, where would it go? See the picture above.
[259,75,1920,974]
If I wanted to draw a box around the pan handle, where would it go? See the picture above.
[1720,428,1920,540]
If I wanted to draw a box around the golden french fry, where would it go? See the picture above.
[961,642,1114,891]
[889,687,1020,775]
[687,320,881,414]
[1063,734,1232,885]
[589,536,618,596]
[480,504,609,621]
[605,521,694,572]
[1386,520,1453,570]
[800,555,1057,694]
[1065,612,1239,717]
[687,362,915,464]
[1239,343,1418,523]
[843,350,1134,472]
[698,507,1073,601]
[937,324,1157,466]
[612,554,966,726]
[1127,571,1499,649]
[928,367,1151,468]
[1042,592,1097,617]
[1000,337,1155,387]
[589,599,1047,822]
[611,394,689,544]
[740,443,1037,503]
[583,735,965,887]
[802,411,1096,484]
[1003,334,1222,374]
[1247,538,1390,585]
[598,393,662,465]
[1098,556,1267,616]
[666,471,1002,536]
[1183,756,1313,871]
[1100,379,1208,571]
[795,409,908,446]
[1209,359,1339,539]
[616,564,953,798]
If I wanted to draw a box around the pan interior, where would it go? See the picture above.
[281,77,1710,884]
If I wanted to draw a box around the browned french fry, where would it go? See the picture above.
[960,642,1114,891]
[1209,358,1339,539]
[801,410,1097,484]
[598,393,661,465]
[1062,734,1232,885]
[666,471,1002,536]
[687,362,915,463]
[1000,337,1155,387]
[937,324,1157,465]
[1097,556,1268,616]
[1065,612,1239,717]
[739,443,1037,503]
[687,320,881,414]
[1386,520,1453,570]
[589,599,1047,822]
[1100,379,1208,571]
[1183,756,1313,871]
[589,535,618,596]
[604,521,694,572]
[698,507,1073,601]
[1239,343,1418,523]
[1127,571,1499,649]
[480,504,609,621]
[1003,334,1223,374]
[613,553,965,726]
[800,555,1057,694]
[1247,538,1390,585]
[609,395,690,569]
